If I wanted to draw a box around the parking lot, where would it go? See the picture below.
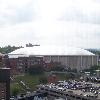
[37,80,100,100]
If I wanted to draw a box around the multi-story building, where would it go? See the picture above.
[8,56,44,74]
[0,53,10,99]
[0,68,10,100]
[17,57,28,73]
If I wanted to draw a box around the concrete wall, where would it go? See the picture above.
[43,55,98,70]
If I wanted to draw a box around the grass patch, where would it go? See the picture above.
[10,72,71,96]
[10,83,25,96]
[10,73,44,95]
[53,73,67,81]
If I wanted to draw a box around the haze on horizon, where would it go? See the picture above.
[0,0,100,49]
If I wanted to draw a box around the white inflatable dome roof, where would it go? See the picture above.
[9,45,94,58]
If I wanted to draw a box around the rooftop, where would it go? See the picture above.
[9,45,95,58]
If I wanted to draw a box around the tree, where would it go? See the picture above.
[28,64,44,75]
[48,62,65,71]
[12,87,20,96]
[0,45,23,54]
[39,76,48,84]
[83,65,100,75]
[90,65,100,70]
[50,65,64,71]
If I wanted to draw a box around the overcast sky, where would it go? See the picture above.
[0,0,100,48]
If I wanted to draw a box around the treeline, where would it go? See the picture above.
[87,49,100,55]
[0,45,23,54]
[83,65,100,75]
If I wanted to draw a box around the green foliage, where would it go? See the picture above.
[10,74,43,95]
[0,45,23,54]
[19,74,41,89]
[11,83,22,96]
[50,65,64,71]
[55,73,67,80]
[39,76,48,84]
[87,49,100,55]
[49,62,64,71]
[90,65,100,70]
[12,87,20,96]
[28,64,44,75]
[83,65,100,74]
[10,72,73,95]
[84,65,100,71]
[70,68,77,73]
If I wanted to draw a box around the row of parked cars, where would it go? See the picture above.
[87,77,100,83]
[40,80,100,98]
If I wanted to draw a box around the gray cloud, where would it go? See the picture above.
[0,0,35,26]
[59,0,100,24]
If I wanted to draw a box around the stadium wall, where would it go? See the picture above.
[43,55,98,70]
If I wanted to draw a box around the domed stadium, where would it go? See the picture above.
[9,45,98,70]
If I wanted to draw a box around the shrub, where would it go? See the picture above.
[28,64,44,75]
[39,76,48,84]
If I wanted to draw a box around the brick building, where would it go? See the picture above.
[48,74,58,83]
[0,68,10,100]
[8,56,44,74]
